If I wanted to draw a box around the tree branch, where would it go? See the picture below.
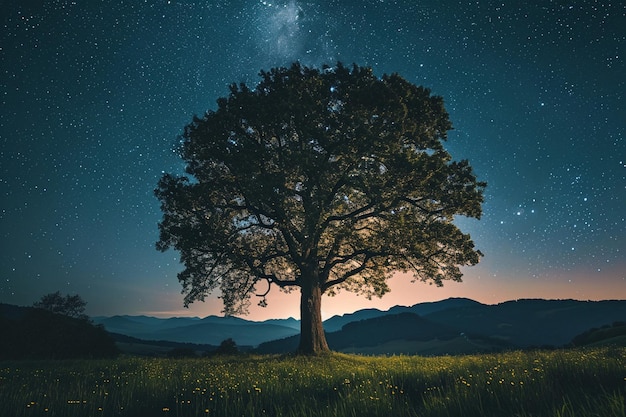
[322,258,371,292]
[322,202,379,227]
[400,196,446,217]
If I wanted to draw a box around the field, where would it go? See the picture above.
[1,347,624,417]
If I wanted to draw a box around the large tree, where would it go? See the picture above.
[156,62,485,354]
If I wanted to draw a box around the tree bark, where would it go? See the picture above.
[297,278,330,354]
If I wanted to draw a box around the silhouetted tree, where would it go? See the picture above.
[33,291,88,320]
[156,62,486,354]
[216,338,239,355]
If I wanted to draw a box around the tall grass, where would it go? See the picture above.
[1,347,624,417]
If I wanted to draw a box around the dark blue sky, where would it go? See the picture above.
[1,0,624,319]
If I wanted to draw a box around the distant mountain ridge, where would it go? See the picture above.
[92,298,479,346]
[93,314,300,346]
[256,298,626,355]
[423,298,626,347]
[323,297,481,332]
[92,298,626,353]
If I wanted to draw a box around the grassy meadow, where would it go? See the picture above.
[1,347,624,417]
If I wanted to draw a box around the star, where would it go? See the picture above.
[0,0,623,318]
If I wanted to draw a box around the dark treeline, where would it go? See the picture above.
[570,321,626,347]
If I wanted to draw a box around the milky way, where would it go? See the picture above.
[1,0,624,318]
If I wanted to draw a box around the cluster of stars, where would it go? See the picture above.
[0,0,624,315]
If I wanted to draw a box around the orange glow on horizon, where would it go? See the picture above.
[139,262,626,321]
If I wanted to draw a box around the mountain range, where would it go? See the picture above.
[93,298,626,355]
[93,314,300,347]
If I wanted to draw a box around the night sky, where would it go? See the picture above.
[2,0,624,320]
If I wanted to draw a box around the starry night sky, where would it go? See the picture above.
[1,0,624,320]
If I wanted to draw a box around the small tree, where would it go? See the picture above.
[215,338,239,355]
[156,62,486,354]
[33,291,88,321]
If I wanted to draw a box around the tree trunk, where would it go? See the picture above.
[297,279,330,354]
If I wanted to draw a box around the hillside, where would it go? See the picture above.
[256,311,511,355]
[423,299,626,347]
[257,298,626,354]
[570,321,626,347]
[323,298,481,332]
[0,303,118,359]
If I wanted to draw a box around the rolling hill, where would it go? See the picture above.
[423,298,626,347]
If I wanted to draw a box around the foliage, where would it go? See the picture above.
[156,62,485,312]
[0,306,118,360]
[571,322,626,347]
[214,338,239,355]
[1,348,624,416]
[33,291,88,320]
[155,62,486,353]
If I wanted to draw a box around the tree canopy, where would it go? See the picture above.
[156,62,486,353]
[33,291,88,321]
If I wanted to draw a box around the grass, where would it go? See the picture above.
[0,347,624,417]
